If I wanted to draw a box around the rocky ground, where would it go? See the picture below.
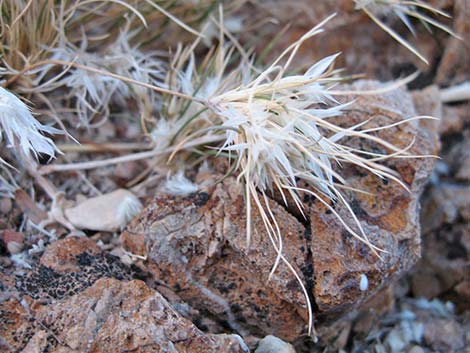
[1,84,468,353]
[1,1,469,352]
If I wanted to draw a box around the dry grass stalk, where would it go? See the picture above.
[355,0,461,63]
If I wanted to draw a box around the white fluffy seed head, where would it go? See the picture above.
[163,171,199,196]
[48,27,165,126]
[116,192,143,229]
[213,53,346,201]
[0,87,61,160]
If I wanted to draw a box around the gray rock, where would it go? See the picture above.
[255,335,296,353]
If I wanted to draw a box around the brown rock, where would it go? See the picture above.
[32,278,248,353]
[128,182,309,340]
[423,318,465,352]
[440,104,470,136]
[16,237,143,300]
[411,125,469,308]
[454,281,470,302]
[420,183,470,234]
[352,285,395,336]
[310,319,352,352]
[411,85,442,139]
[1,249,248,353]
[120,230,146,257]
[0,229,24,255]
[20,330,49,353]
[303,82,436,316]
[13,189,48,224]
[0,296,34,352]
[125,82,437,341]
[410,222,469,306]
[245,0,454,83]
[39,236,101,272]
[447,129,470,183]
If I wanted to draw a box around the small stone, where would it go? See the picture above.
[440,105,468,135]
[385,328,408,353]
[14,189,48,224]
[0,197,12,214]
[420,183,470,234]
[120,231,146,257]
[114,161,140,182]
[65,189,142,232]
[423,318,465,352]
[255,335,296,353]
[359,273,368,292]
[407,346,424,353]
[0,230,24,255]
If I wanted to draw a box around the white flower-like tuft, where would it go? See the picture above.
[163,170,199,196]
[49,26,165,127]
[203,16,406,257]
[0,87,61,160]
[116,191,143,230]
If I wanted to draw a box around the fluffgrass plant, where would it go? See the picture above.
[34,12,436,337]
[154,14,437,336]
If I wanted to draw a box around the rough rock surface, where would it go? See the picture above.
[306,82,438,317]
[32,278,248,353]
[124,182,309,340]
[15,236,144,300]
[240,0,456,84]
[0,237,248,353]
[122,82,438,341]
[409,117,469,311]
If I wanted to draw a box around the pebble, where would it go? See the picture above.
[255,335,296,353]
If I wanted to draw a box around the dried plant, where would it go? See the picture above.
[159,13,425,252]
[0,0,220,130]
[355,0,460,63]
[44,26,166,128]
[148,13,434,337]
[0,86,61,161]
